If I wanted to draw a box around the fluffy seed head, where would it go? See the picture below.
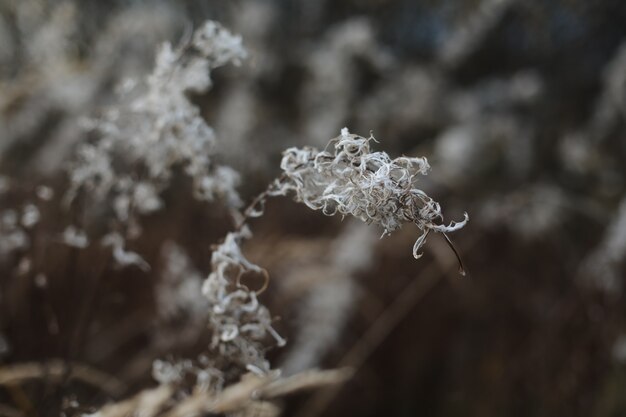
[272,128,468,258]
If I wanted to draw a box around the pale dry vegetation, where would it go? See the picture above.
[1,1,626,417]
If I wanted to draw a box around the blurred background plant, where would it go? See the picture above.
[1,0,626,416]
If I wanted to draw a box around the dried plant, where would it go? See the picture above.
[201,226,286,376]
[270,128,468,262]
[0,7,476,413]
[66,20,246,240]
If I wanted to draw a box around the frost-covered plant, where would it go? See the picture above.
[202,226,285,376]
[195,127,468,381]
[151,222,286,388]
[270,128,468,261]
[66,21,246,235]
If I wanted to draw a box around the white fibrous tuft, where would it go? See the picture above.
[197,166,242,209]
[271,128,468,258]
[0,210,29,259]
[113,179,162,222]
[66,20,245,228]
[35,185,54,201]
[102,232,150,271]
[62,225,89,249]
[151,357,225,392]
[202,226,284,374]
[21,204,40,228]
[193,20,247,68]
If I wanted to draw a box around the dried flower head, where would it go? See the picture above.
[202,226,285,375]
[65,20,246,226]
[272,128,468,260]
